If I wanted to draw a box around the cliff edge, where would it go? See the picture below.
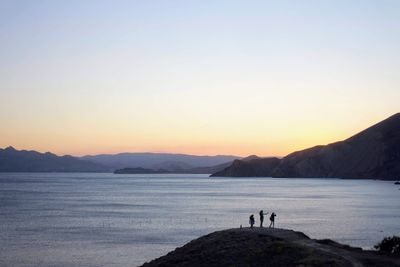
[141,228,400,267]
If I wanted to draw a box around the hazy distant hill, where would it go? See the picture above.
[0,147,109,172]
[0,147,239,174]
[82,153,240,172]
[113,160,234,174]
[212,113,400,180]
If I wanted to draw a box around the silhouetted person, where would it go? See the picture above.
[259,210,268,227]
[249,214,255,228]
[269,212,276,228]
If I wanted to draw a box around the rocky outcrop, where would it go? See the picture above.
[212,113,400,180]
[141,228,400,267]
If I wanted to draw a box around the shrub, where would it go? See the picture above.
[374,236,400,255]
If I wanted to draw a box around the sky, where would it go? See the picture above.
[0,0,399,157]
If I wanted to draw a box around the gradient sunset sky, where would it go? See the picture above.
[0,0,399,157]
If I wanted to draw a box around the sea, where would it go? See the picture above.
[0,173,399,267]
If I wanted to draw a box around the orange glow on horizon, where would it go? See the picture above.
[1,111,397,157]
[0,119,372,158]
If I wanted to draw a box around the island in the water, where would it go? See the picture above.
[141,228,400,267]
[212,113,400,180]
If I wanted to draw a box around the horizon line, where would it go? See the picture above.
[2,145,278,159]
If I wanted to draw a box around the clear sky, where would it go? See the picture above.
[0,0,399,157]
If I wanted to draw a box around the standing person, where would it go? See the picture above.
[259,210,268,227]
[249,214,255,229]
[269,212,277,228]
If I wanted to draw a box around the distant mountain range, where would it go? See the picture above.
[212,113,400,180]
[82,153,240,173]
[0,146,109,172]
[114,161,234,174]
[4,113,399,178]
[0,147,239,173]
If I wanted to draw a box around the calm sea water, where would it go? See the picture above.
[0,173,399,267]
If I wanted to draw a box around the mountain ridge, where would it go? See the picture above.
[0,146,109,172]
[211,113,400,180]
[82,153,240,171]
[0,147,240,173]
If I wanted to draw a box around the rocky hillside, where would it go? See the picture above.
[141,228,400,267]
[212,113,400,180]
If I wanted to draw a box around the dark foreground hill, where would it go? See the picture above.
[0,146,109,172]
[141,228,400,267]
[212,113,400,180]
